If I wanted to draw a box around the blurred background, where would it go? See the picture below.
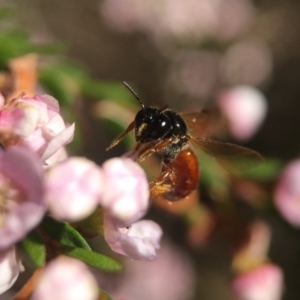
[2,0,300,299]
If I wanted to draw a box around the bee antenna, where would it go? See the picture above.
[122,81,145,109]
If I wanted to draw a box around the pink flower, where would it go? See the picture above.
[0,247,24,295]
[216,0,254,40]
[221,40,272,87]
[0,147,45,249]
[231,264,284,300]
[31,256,98,300]
[0,94,75,162]
[45,157,104,222]
[104,242,195,300]
[275,159,300,227]
[100,0,254,43]
[169,50,220,99]
[104,213,162,261]
[218,86,267,141]
[101,158,149,227]
[44,147,68,167]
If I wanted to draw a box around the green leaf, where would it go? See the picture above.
[62,246,122,272]
[0,29,65,68]
[0,5,15,20]
[241,158,283,181]
[32,43,66,56]
[99,289,114,300]
[82,80,136,106]
[197,151,230,199]
[18,230,45,268]
[72,207,104,238]
[39,63,88,105]
[41,216,91,250]
[39,67,78,105]
[0,31,32,67]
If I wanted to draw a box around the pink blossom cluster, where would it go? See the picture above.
[109,241,196,300]
[100,0,254,43]
[0,93,162,297]
[0,93,74,164]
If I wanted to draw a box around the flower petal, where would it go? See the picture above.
[0,147,46,249]
[41,123,75,161]
[0,104,39,137]
[38,94,60,114]
[0,247,24,295]
[104,213,163,261]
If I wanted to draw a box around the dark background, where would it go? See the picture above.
[4,0,300,299]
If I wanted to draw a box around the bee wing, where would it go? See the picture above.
[179,109,221,138]
[191,137,264,171]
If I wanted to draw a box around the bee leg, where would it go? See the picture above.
[150,182,172,199]
[136,137,173,162]
[106,121,135,151]
[122,142,146,160]
[149,168,171,189]
[149,167,173,198]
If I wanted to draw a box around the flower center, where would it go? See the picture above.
[0,174,23,227]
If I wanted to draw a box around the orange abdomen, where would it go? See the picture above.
[150,147,199,201]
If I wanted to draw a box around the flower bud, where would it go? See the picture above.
[231,264,283,300]
[218,86,267,141]
[31,257,98,300]
[101,158,149,227]
[45,157,104,222]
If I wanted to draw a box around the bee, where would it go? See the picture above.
[107,82,263,201]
